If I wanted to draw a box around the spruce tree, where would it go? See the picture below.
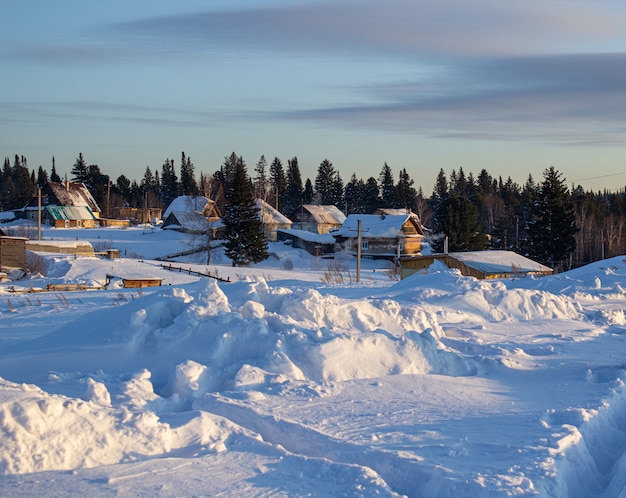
[379,163,398,207]
[179,152,198,196]
[284,156,304,215]
[71,153,88,182]
[345,173,364,214]
[315,159,337,205]
[303,178,314,203]
[160,159,179,210]
[435,195,487,252]
[222,159,268,266]
[396,168,417,211]
[254,155,269,201]
[363,177,380,213]
[269,156,287,212]
[527,166,578,270]
[50,156,61,183]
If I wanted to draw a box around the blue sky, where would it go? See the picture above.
[2,0,626,193]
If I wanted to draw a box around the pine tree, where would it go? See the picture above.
[222,160,268,266]
[527,166,578,270]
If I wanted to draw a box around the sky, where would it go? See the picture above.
[1,0,626,193]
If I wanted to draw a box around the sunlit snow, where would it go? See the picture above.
[1,226,626,497]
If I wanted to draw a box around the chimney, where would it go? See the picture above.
[66,179,70,191]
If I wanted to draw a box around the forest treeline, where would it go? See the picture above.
[1,152,625,270]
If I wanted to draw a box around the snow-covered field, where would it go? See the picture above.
[1,226,626,497]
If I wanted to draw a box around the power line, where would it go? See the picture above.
[572,171,626,182]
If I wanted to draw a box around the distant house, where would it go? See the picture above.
[276,229,336,257]
[162,211,211,234]
[23,181,101,221]
[400,250,553,280]
[333,213,425,260]
[257,199,292,241]
[110,207,162,225]
[161,196,221,235]
[40,206,97,228]
[163,196,220,222]
[288,204,346,234]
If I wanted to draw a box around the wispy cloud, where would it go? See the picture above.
[109,0,625,59]
[272,52,626,145]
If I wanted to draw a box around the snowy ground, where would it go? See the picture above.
[1,225,626,497]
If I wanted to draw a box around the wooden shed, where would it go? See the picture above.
[401,251,553,280]
[0,236,27,270]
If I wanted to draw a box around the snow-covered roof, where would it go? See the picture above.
[449,250,552,275]
[0,211,16,222]
[277,228,336,244]
[302,204,346,225]
[45,181,101,213]
[256,199,291,225]
[162,211,210,232]
[163,196,212,219]
[334,214,423,238]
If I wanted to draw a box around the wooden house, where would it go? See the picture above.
[109,207,162,225]
[163,196,220,222]
[23,181,101,220]
[400,251,553,280]
[40,206,97,228]
[0,236,27,270]
[333,213,425,260]
[162,211,211,234]
[288,204,346,234]
[161,195,222,236]
[276,229,336,257]
[257,199,292,241]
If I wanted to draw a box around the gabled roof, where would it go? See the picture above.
[162,211,210,232]
[448,251,552,275]
[44,206,96,221]
[301,204,346,225]
[334,214,424,238]
[163,196,216,219]
[256,199,291,225]
[45,181,101,213]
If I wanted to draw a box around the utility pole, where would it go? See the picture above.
[37,187,42,241]
[356,218,361,283]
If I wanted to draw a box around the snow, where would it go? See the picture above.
[1,224,626,497]
[449,250,553,275]
[162,195,211,218]
[335,214,418,238]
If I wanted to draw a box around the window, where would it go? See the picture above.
[361,240,369,250]
[64,220,70,228]
[76,220,82,228]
